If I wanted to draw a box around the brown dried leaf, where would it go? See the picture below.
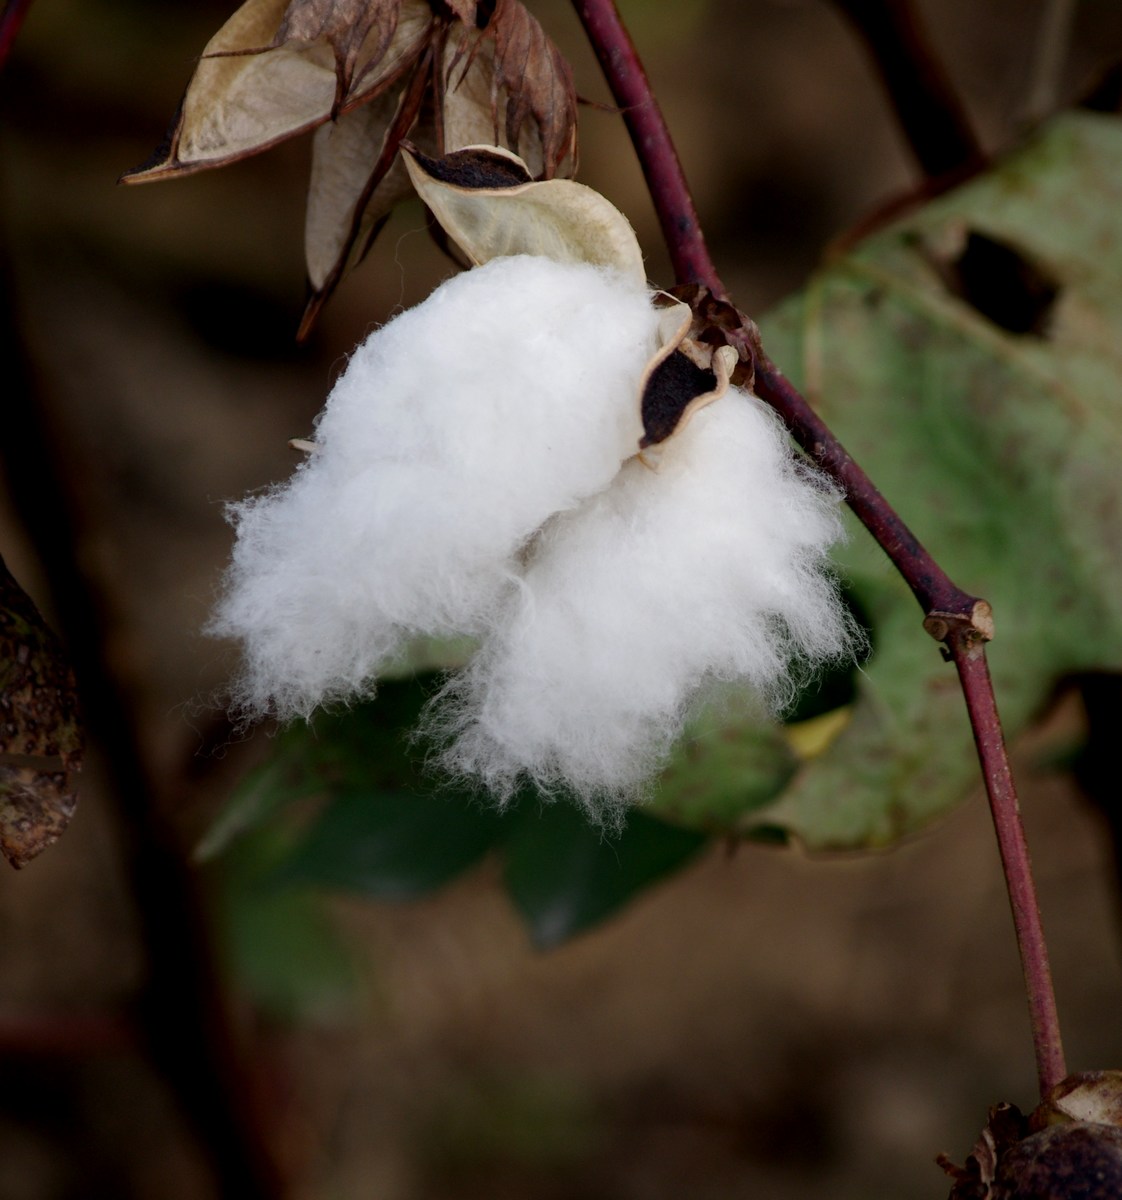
[485,0,576,177]
[0,559,82,869]
[272,0,402,104]
[402,144,643,281]
[122,0,333,180]
[438,23,542,176]
[122,0,433,182]
[300,50,432,335]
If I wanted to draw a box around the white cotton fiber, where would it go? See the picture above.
[430,388,856,820]
[210,255,662,718]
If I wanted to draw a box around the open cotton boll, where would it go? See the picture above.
[211,255,662,719]
[432,388,856,819]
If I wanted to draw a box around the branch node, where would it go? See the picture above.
[924,598,994,647]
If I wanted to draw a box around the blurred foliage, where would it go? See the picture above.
[207,678,707,994]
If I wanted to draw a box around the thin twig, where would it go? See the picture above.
[831,0,985,180]
[572,0,1066,1097]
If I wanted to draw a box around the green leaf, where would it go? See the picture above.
[198,675,445,860]
[210,828,356,1022]
[273,787,508,898]
[650,689,799,830]
[503,803,707,948]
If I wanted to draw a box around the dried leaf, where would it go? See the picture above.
[402,144,645,283]
[439,21,543,176]
[302,45,431,320]
[124,0,579,327]
[485,0,576,177]
[122,0,433,181]
[271,0,402,105]
[0,559,82,869]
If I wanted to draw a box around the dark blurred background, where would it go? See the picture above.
[3,1,1122,1197]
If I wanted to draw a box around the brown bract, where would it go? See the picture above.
[120,0,577,333]
[0,558,83,869]
[940,1074,1122,1199]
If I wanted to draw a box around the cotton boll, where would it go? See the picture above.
[211,255,662,718]
[433,388,856,818]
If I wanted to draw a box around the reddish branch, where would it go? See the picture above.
[571,0,1066,1095]
[950,635,1067,1097]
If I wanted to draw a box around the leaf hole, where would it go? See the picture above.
[948,230,1060,337]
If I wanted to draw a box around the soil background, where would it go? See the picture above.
[2,2,1122,1198]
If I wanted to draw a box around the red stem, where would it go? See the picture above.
[570,0,720,296]
[572,0,1067,1096]
[950,635,1066,1095]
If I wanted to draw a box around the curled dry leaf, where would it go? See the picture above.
[122,0,577,330]
[0,558,82,869]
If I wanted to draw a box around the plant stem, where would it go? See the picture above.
[570,0,720,296]
[949,633,1066,1095]
[572,0,1067,1097]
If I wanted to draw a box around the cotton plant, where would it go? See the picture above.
[210,144,857,822]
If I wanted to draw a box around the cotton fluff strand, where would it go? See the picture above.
[210,256,662,719]
[431,388,856,822]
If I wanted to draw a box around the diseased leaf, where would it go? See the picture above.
[0,557,82,869]
[649,112,1122,850]
[403,144,645,283]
